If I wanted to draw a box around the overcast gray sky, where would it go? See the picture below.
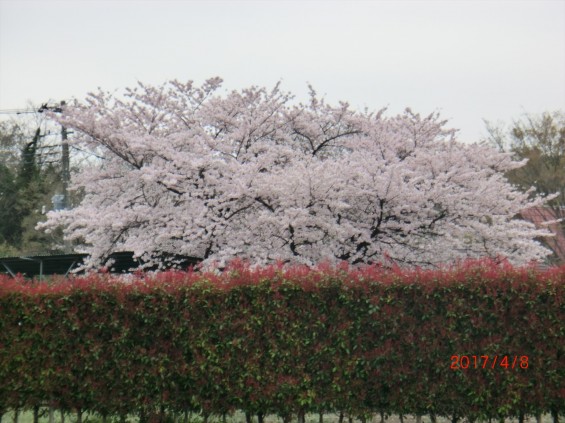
[0,0,564,142]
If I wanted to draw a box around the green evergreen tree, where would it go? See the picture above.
[0,122,27,252]
[0,162,20,250]
[0,121,65,255]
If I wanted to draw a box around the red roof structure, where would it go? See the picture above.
[520,207,565,265]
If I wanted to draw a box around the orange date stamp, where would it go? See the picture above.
[451,355,529,370]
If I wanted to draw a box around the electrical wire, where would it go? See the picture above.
[0,102,68,115]
[0,108,39,115]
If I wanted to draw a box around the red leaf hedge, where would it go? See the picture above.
[0,259,564,419]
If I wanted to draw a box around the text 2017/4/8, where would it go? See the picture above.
[450,355,529,370]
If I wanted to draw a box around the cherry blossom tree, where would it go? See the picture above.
[40,78,554,269]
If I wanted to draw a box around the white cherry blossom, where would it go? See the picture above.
[39,78,554,269]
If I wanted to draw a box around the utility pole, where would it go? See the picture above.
[38,101,71,210]
[61,101,70,209]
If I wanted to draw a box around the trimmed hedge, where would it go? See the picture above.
[0,259,564,419]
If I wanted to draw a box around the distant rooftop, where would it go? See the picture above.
[0,251,200,279]
[520,206,565,265]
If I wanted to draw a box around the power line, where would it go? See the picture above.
[0,108,38,115]
[70,145,105,160]
[0,102,67,115]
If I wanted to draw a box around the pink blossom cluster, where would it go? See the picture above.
[40,78,553,269]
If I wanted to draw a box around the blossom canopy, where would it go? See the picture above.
[41,78,553,268]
